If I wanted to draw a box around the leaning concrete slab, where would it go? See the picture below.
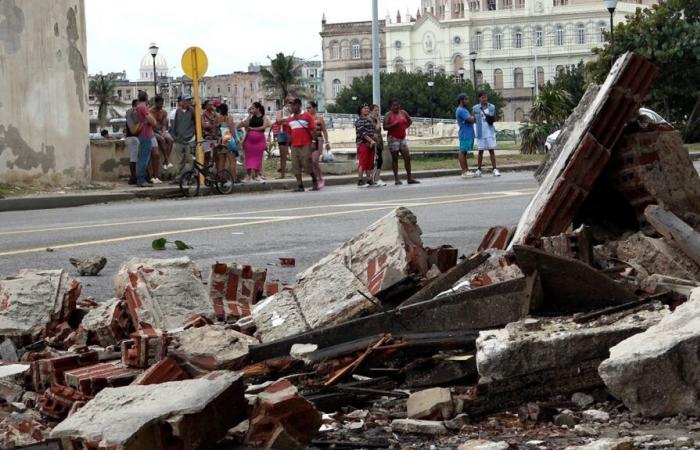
[0,270,80,342]
[511,52,658,247]
[599,287,700,417]
[477,304,667,383]
[114,257,212,332]
[51,371,247,450]
[80,298,133,347]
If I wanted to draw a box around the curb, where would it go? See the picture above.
[0,162,537,212]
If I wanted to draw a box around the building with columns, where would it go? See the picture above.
[387,0,656,120]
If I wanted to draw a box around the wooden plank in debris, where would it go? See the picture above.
[513,245,637,313]
[510,52,659,247]
[644,205,700,266]
[249,276,534,363]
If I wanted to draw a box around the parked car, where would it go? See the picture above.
[544,107,668,152]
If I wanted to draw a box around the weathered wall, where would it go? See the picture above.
[0,0,90,185]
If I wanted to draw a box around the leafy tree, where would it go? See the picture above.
[552,61,587,107]
[326,72,504,120]
[588,0,700,141]
[519,84,573,154]
[260,53,308,106]
[89,73,123,128]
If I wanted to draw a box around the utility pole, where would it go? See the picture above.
[371,0,381,107]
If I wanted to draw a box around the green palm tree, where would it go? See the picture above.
[89,73,123,128]
[520,84,574,154]
[260,53,309,105]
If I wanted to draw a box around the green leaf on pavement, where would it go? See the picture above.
[152,238,167,250]
[174,240,192,250]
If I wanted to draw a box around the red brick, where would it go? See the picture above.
[208,262,267,321]
[31,350,99,392]
[426,245,459,272]
[132,357,190,385]
[39,385,92,420]
[478,226,512,251]
[64,363,141,396]
[121,330,168,368]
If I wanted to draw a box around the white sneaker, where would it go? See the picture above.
[162,163,168,170]
[461,172,470,179]
[167,162,174,169]
[375,179,387,187]
[493,168,501,177]
[151,177,162,184]
[473,169,482,178]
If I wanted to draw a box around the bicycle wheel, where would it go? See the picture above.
[215,169,234,195]
[179,170,200,197]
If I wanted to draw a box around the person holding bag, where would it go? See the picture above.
[472,92,500,177]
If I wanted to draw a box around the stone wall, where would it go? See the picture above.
[0,0,90,185]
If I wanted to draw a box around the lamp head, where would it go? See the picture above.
[469,51,477,62]
[604,0,618,13]
[149,43,159,57]
[458,68,465,75]
[427,81,435,87]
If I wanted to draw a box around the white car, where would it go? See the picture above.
[544,107,668,152]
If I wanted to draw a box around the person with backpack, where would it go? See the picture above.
[124,99,140,185]
[287,98,317,192]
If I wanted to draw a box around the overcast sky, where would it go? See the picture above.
[85,0,419,80]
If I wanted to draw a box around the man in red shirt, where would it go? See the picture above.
[287,98,317,192]
[383,98,420,185]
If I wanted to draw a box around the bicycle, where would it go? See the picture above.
[179,156,234,197]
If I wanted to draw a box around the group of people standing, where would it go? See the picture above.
[456,92,500,178]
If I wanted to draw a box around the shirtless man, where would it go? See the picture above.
[306,101,330,189]
[151,96,173,171]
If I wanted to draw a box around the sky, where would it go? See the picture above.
[85,0,420,80]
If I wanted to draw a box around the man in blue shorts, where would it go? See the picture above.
[456,93,476,178]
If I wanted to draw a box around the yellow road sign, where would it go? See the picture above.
[181,47,208,79]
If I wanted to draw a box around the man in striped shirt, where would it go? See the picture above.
[287,98,317,192]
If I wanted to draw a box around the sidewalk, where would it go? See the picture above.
[5,150,692,212]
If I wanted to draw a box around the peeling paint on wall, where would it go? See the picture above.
[0,0,24,54]
[0,124,56,173]
[66,6,86,112]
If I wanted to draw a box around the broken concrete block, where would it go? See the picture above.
[476,305,666,383]
[0,364,29,403]
[209,262,266,321]
[565,438,633,450]
[0,413,51,448]
[51,371,247,449]
[80,298,133,347]
[38,384,92,420]
[645,205,700,267]
[121,329,168,368]
[390,418,448,435]
[599,287,700,417]
[582,409,610,422]
[30,350,99,392]
[458,440,509,450]
[171,324,258,371]
[64,362,141,396]
[571,392,595,409]
[426,245,459,273]
[69,256,107,276]
[246,379,322,449]
[406,387,455,420]
[114,257,212,332]
[132,357,189,385]
[0,269,80,342]
[455,250,522,289]
[540,225,593,265]
[477,226,513,252]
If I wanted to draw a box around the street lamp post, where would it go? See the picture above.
[149,43,159,96]
[469,51,478,94]
[427,81,435,128]
[604,0,619,68]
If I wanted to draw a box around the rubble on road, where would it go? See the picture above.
[3,52,700,449]
[69,256,107,276]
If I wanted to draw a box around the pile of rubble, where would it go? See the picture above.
[1,52,700,449]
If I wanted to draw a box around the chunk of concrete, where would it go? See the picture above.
[477,305,667,383]
[69,256,107,276]
[80,298,133,347]
[114,257,212,331]
[170,324,258,371]
[51,371,247,450]
[0,413,51,448]
[209,262,266,321]
[0,364,29,403]
[565,438,633,450]
[0,269,80,341]
[251,290,309,343]
[246,379,322,449]
[458,440,509,450]
[407,387,455,420]
[599,287,700,417]
[390,419,448,435]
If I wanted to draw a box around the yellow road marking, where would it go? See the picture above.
[0,191,534,257]
[0,189,536,236]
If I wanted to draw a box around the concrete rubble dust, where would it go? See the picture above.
[1,52,700,449]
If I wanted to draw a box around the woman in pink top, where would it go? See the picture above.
[383,98,420,185]
[237,102,269,183]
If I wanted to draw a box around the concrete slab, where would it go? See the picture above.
[170,324,258,371]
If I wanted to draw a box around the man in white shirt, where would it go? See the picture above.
[472,92,500,177]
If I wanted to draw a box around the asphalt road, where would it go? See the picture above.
[0,172,538,300]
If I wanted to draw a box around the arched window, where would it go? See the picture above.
[514,108,525,122]
[501,0,513,9]
[536,66,545,87]
[332,79,342,97]
[534,27,543,47]
[426,63,435,77]
[514,68,524,88]
[494,69,504,89]
[555,25,565,45]
[394,58,405,72]
[330,41,340,60]
[598,21,607,43]
[351,40,361,59]
[493,29,503,50]
[340,40,350,59]
[453,54,464,77]
[576,23,586,44]
[514,28,523,49]
[473,32,483,51]
[476,70,483,87]
[469,0,480,11]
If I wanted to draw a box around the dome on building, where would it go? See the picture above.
[139,45,169,81]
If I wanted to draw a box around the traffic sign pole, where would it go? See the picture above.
[181,47,209,187]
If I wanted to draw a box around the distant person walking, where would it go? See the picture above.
[369,104,387,186]
[456,93,476,178]
[287,98,317,192]
[170,94,196,178]
[275,96,293,179]
[355,104,377,187]
[238,102,269,182]
[135,91,157,187]
[306,101,329,189]
[473,92,500,177]
[383,98,419,185]
[124,99,140,185]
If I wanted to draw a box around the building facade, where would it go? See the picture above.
[320,16,387,105]
[387,0,656,120]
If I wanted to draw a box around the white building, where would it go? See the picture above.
[384,0,655,120]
